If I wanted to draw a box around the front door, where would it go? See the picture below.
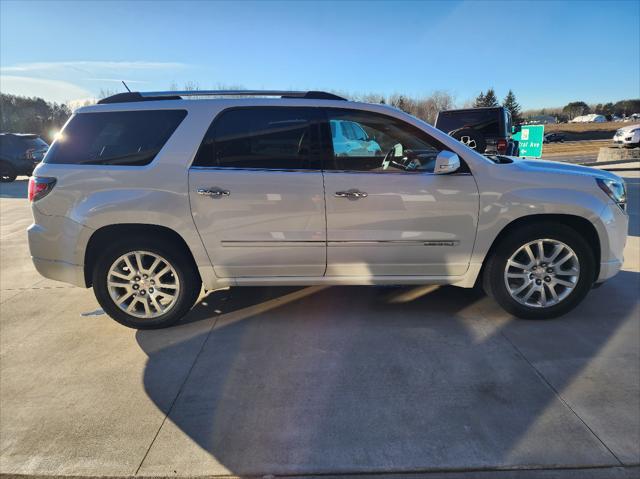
[189,107,326,277]
[322,108,479,277]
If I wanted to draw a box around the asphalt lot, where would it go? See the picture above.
[1,171,639,479]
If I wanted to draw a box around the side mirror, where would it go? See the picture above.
[512,124,522,134]
[434,150,460,175]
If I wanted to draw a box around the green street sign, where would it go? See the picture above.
[513,125,545,158]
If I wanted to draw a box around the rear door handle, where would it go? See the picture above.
[335,189,368,199]
[197,188,230,198]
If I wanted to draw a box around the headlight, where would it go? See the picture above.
[596,178,627,212]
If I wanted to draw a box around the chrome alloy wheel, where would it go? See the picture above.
[504,239,580,308]
[107,251,180,319]
[459,135,477,149]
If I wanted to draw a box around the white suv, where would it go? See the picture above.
[28,90,628,329]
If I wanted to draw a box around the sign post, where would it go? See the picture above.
[513,125,545,158]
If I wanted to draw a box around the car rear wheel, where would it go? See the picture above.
[92,237,201,329]
[0,162,17,182]
[483,223,595,319]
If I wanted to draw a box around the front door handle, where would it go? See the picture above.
[335,189,368,199]
[197,188,230,198]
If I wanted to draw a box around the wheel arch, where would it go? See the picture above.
[480,214,601,284]
[83,223,200,287]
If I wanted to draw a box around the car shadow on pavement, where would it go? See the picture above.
[134,270,639,476]
[0,178,28,199]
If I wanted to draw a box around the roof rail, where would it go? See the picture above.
[98,90,346,104]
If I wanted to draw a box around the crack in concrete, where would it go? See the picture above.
[497,329,625,467]
[133,315,221,476]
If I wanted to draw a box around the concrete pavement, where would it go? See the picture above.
[1,173,639,478]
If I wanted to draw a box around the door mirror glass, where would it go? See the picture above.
[434,150,460,175]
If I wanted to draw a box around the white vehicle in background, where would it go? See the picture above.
[330,119,382,156]
[613,124,640,147]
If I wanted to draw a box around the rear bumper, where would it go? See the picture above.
[12,160,38,176]
[31,257,86,287]
[27,213,93,288]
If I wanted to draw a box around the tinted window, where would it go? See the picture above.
[0,136,16,156]
[326,109,446,173]
[193,107,322,170]
[24,137,49,149]
[436,110,502,137]
[44,110,186,166]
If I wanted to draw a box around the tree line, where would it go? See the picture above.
[2,88,639,140]
[1,93,72,140]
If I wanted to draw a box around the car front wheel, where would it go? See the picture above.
[92,238,201,329]
[483,223,596,319]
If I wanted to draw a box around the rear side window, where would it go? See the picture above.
[25,137,49,149]
[44,110,186,166]
[436,110,501,137]
[193,107,323,170]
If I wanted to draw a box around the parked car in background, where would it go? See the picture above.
[544,132,566,143]
[0,133,49,182]
[613,124,640,147]
[330,119,382,156]
[28,90,627,329]
[434,107,519,156]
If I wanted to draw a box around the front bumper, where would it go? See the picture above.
[595,201,628,283]
[613,132,640,145]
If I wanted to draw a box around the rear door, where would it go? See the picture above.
[188,107,327,277]
[322,108,479,277]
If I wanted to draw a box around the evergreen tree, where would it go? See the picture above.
[483,88,499,107]
[502,89,521,122]
[474,91,486,107]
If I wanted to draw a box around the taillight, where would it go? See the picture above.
[28,176,56,202]
[497,139,508,153]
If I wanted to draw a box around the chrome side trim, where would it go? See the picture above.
[328,240,460,246]
[190,166,471,176]
[323,170,473,176]
[220,240,459,247]
[221,240,324,247]
[190,166,322,173]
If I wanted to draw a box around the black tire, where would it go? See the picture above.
[451,128,487,153]
[0,162,17,182]
[483,222,596,320]
[92,236,201,329]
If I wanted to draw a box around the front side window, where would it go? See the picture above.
[193,107,322,170]
[325,109,446,173]
[44,110,186,166]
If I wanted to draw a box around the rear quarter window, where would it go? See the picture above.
[44,110,187,166]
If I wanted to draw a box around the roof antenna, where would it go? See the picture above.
[121,81,131,92]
